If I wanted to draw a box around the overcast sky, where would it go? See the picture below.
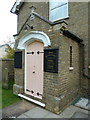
[0,0,17,45]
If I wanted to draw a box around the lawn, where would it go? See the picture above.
[2,88,21,108]
[2,80,21,108]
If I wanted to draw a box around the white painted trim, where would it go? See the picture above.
[69,67,74,71]
[18,94,45,107]
[17,31,51,49]
[24,50,26,94]
[11,0,21,13]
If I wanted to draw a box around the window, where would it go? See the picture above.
[70,46,73,67]
[49,0,68,22]
[5,48,8,52]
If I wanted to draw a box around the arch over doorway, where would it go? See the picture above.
[17,31,51,49]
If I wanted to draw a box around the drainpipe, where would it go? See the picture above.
[80,43,90,79]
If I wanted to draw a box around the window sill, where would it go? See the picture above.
[50,16,69,23]
[69,67,74,71]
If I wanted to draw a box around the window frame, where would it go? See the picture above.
[49,0,69,22]
[70,46,73,67]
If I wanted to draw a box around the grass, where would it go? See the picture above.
[2,88,21,108]
[2,80,21,108]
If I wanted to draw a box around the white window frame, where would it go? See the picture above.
[49,0,69,22]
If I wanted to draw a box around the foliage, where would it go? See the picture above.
[4,46,15,59]
[4,35,15,59]
[4,36,15,48]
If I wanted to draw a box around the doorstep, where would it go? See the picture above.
[18,94,45,107]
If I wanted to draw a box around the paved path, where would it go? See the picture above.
[18,105,89,119]
[2,100,36,118]
[1,100,89,119]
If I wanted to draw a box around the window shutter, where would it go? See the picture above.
[14,51,22,68]
[49,0,68,21]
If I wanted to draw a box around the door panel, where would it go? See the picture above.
[25,41,44,99]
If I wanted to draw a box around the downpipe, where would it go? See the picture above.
[80,43,90,79]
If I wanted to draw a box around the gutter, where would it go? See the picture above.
[63,30,83,43]
[63,30,90,79]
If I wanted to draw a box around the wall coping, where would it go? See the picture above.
[0,59,14,61]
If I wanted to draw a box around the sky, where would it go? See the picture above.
[0,0,17,45]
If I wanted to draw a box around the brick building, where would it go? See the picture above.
[0,44,9,58]
[11,1,90,114]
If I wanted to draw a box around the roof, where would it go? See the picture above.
[0,44,9,48]
[10,0,24,15]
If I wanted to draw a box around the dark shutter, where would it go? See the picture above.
[14,51,22,68]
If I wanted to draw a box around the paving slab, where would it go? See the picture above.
[23,107,50,118]
[18,114,29,118]
[59,105,89,118]
[71,111,89,118]
[44,112,62,118]
[77,107,89,115]
[59,105,79,118]
[17,104,89,119]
